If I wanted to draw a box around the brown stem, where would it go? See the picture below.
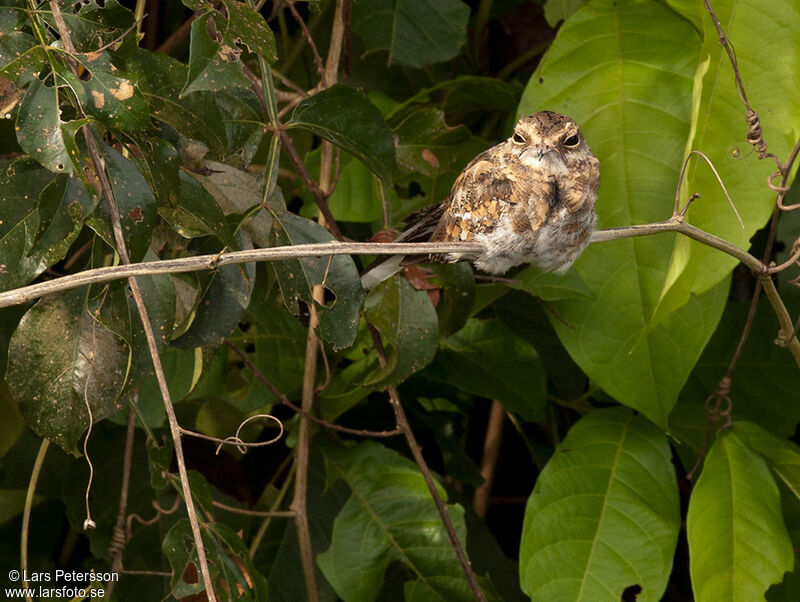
[48,2,216,598]
[387,388,487,601]
[226,340,401,437]
[472,401,505,519]
[106,408,137,596]
[292,300,320,602]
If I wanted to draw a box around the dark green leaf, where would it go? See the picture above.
[172,239,255,349]
[15,77,76,173]
[0,31,44,84]
[182,13,252,97]
[426,318,546,422]
[159,171,238,248]
[270,212,362,350]
[6,288,128,454]
[520,408,680,600]
[687,430,793,601]
[318,440,489,601]
[87,143,157,262]
[126,133,181,206]
[364,276,438,388]
[221,0,278,62]
[0,158,57,292]
[351,0,470,68]
[48,0,136,53]
[64,51,151,131]
[214,87,266,165]
[287,84,396,182]
[431,262,474,335]
[127,49,227,157]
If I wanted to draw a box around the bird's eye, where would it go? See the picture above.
[512,132,525,144]
[563,134,580,147]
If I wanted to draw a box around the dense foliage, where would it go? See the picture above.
[0,0,799,600]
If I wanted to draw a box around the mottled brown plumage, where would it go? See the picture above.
[362,111,600,287]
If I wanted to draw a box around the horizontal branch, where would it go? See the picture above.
[2,218,797,364]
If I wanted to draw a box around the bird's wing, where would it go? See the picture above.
[430,151,545,242]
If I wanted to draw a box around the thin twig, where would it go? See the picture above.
[368,324,486,601]
[21,439,49,602]
[226,340,402,437]
[106,409,137,595]
[473,401,505,519]
[212,500,295,518]
[47,2,217,597]
[287,1,325,78]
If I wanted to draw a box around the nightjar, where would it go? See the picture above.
[361,111,600,288]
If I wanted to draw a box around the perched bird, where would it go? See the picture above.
[361,111,600,288]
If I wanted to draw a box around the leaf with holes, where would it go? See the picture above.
[687,430,793,601]
[5,288,129,454]
[269,212,362,350]
[15,77,80,174]
[222,0,278,62]
[519,408,680,601]
[182,12,252,97]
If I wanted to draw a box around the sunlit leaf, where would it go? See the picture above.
[688,430,793,602]
[520,408,680,601]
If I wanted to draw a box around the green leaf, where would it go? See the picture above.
[63,51,151,131]
[519,408,680,601]
[351,0,470,68]
[660,0,800,307]
[15,77,77,174]
[0,31,45,84]
[518,0,718,428]
[543,0,588,27]
[687,430,793,602]
[431,262,474,336]
[270,212,362,350]
[221,0,278,62]
[182,12,252,97]
[172,239,255,350]
[127,49,227,157]
[87,143,157,262]
[426,318,546,422]
[364,276,438,388]
[287,84,396,182]
[47,0,136,53]
[159,171,238,248]
[0,158,57,292]
[6,288,128,454]
[318,440,486,601]
[214,87,266,165]
[734,421,800,501]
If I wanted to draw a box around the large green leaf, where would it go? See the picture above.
[287,84,396,182]
[318,440,493,601]
[518,0,721,427]
[221,0,278,62]
[351,0,470,68]
[425,318,547,422]
[659,0,800,311]
[0,31,44,83]
[519,408,680,601]
[364,276,439,388]
[687,430,793,602]
[734,421,800,501]
[5,288,128,454]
